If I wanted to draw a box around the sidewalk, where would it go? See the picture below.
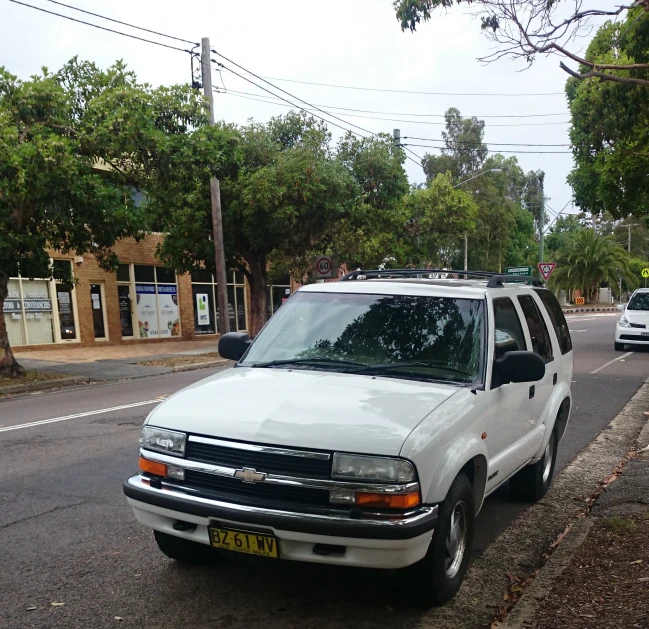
[10,339,224,385]
[501,413,649,629]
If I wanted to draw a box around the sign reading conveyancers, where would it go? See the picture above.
[136,284,158,338]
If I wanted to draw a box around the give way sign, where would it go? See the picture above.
[538,262,557,281]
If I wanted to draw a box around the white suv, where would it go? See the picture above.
[124,270,573,606]
[615,288,649,350]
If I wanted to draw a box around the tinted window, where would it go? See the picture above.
[518,295,553,363]
[492,298,526,360]
[156,267,176,284]
[627,293,649,311]
[191,268,213,283]
[534,289,572,354]
[116,264,131,282]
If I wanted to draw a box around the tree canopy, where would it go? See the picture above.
[0,58,208,376]
[567,9,649,219]
[393,0,649,85]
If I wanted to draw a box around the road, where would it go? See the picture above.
[1,313,646,629]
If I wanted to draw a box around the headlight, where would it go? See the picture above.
[332,453,415,483]
[619,316,631,328]
[140,426,186,456]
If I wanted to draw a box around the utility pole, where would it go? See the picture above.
[626,223,638,254]
[463,234,468,272]
[539,198,544,264]
[201,37,230,336]
[393,128,400,148]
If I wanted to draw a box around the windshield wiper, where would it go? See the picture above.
[352,362,473,378]
[248,357,370,368]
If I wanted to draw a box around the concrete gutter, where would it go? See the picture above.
[0,376,91,396]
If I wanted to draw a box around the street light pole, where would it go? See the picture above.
[454,168,502,274]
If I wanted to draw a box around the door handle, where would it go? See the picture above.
[529,385,535,399]
[553,373,557,385]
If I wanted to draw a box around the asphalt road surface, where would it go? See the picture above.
[1,313,646,629]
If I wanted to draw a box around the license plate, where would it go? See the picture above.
[208,526,278,558]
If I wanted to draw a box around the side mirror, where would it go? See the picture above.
[218,332,252,361]
[494,351,545,384]
[616,304,625,312]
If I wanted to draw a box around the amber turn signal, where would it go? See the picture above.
[356,491,421,509]
[139,456,167,477]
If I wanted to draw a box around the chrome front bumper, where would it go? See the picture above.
[123,474,438,540]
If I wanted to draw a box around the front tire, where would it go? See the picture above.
[510,428,558,502]
[614,342,625,351]
[154,530,213,563]
[409,472,475,607]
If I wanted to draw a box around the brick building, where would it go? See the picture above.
[4,234,293,351]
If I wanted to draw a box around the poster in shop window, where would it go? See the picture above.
[157,285,180,337]
[136,284,158,338]
[195,293,210,326]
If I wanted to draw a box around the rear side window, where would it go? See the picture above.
[534,289,572,354]
[492,298,527,359]
[518,295,553,363]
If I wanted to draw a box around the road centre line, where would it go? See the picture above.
[591,352,634,374]
[0,400,160,433]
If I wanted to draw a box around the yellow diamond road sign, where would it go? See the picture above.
[642,268,649,278]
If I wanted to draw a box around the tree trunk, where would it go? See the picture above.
[0,274,25,378]
[245,257,268,339]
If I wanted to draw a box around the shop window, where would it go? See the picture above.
[118,285,134,337]
[156,267,176,284]
[134,265,155,283]
[2,263,77,346]
[90,284,107,339]
[191,270,247,334]
[116,264,130,282]
[267,275,292,315]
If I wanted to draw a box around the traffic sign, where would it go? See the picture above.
[312,255,338,279]
[642,268,649,278]
[538,262,557,281]
[575,297,585,305]
[505,266,532,276]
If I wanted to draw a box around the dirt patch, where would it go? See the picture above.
[136,352,221,368]
[533,512,649,629]
[0,371,69,389]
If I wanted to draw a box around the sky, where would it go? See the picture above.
[2,0,615,228]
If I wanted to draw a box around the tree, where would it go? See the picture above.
[550,229,635,301]
[421,108,487,185]
[0,58,207,377]
[152,112,357,337]
[332,132,410,269]
[544,214,588,254]
[393,0,649,86]
[567,11,649,218]
[403,173,478,266]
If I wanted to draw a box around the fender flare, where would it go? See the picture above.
[531,384,572,461]
[424,434,490,513]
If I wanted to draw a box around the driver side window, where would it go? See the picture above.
[492,298,526,388]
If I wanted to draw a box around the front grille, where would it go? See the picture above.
[629,322,646,329]
[180,470,331,508]
[186,438,332,479]
[620,334,649,340]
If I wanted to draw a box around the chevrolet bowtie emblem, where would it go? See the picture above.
[233,467,267,484]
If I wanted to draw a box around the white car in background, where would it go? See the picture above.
[615,288,649,350]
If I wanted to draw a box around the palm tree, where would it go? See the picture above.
[550,229,635,302]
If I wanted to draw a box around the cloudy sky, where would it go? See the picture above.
[3,0,614,227]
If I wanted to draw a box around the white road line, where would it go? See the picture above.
[591,352,634,374]
[0,400,160,433]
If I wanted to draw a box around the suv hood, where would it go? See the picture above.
[146,367,460,456]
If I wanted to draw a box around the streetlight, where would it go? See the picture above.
[454,169,502,270]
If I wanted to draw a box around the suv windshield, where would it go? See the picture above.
[240,292,485,385]
[627,293,649,311]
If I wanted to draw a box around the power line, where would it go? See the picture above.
[212,51,375,139]
[217,89,571,128]
[9,0,193,53]
[403,143,572,155]
[543,201,573,234]
[225,71,564,97]
[43,0,198,45]
[219,86,569,119]
[403,135,571,148]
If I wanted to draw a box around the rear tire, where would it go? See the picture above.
[614,342,625,351]
[510,429,558,502]
[409,472,475,607]
[154,530,213,563]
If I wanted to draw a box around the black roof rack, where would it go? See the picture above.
[339,268,543,288]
